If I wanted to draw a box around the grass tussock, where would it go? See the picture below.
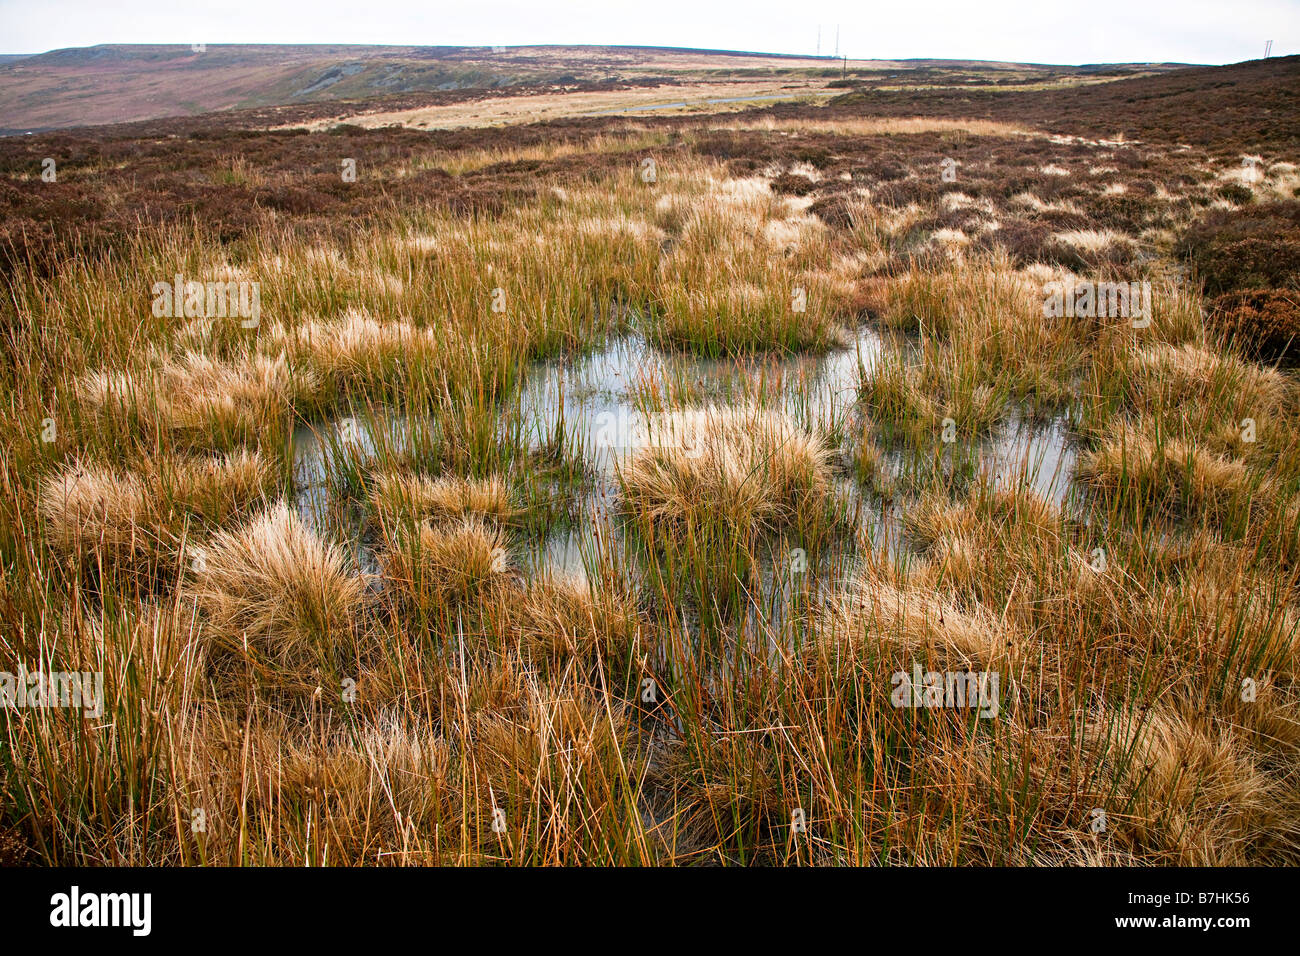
[271,308,443,393]
[379,515,513,611]
[186,503,366,693]
[77,351,307,449]
[369,472,516,531]
[619,404,835,542]
[1077,418,1276,529]
[820,569,1017,672]
[511,573,640,666]
[39,450,274,564]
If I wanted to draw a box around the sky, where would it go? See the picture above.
[0,0,1295,64]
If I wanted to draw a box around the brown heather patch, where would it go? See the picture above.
[0,825,33,866]
[1206,289,1300,364]
[1179,201,1300,295]
[770,171,817,196]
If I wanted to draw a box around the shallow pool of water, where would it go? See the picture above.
[290,326,1079,596]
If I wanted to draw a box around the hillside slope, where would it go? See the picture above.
[0,43,1187,133]
[824,54,1300,151]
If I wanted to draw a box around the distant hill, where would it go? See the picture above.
[824,54,1300,151]
[0,43,1195,133]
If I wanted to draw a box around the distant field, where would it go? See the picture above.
[292,79,836,130]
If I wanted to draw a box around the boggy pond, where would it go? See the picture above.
[290,325,1079,632]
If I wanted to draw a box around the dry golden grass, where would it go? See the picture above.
[820,567,1018,672]
[271,309,442,391]
[911,701,1280,865]
[470,678,635,826]
[1088,706,1276,864]
[39,463,152,559]
[1078,417,1277,524]
[77,350,307,446]
[512,573,639,663]
[619,404,834,541]
[369,472,516,530]
[7,133,1300,869]
[300,80,833,132]
[712,116,1034,138]
[648,170,856,354]
[379,515,512,610]
[39,451,274,563]
[186,503,366,685]
[1125,343,1290,417]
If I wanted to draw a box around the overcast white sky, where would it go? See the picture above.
[0,0,1294,64]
